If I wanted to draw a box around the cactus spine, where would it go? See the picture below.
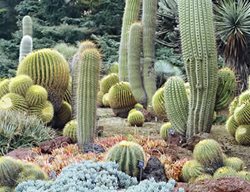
[19,35,33,62]
[179,0,218,138]
[22,15,32,37]
[164,77,189,135]
[76,47,100,146]
[128,22,147,105]
[142,0,157,107]
[118,0,141,81]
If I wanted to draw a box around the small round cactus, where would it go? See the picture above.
[53,101,72,128]
[0,93,28,112]
[234,103,250,125]
[229,97,239,115]
[25,85,48,106]
[100,73,119,94]
[0,79,10,99]
[239,90,250,105]
[105,140,145,177]
[160,122,172,140]
[63,119,77,142]
[108,62,119,74]
[237,171,250,182]
[181,160,205,182]
[9,75,33,96]
[226,116,238,137]
[194,174,213,182]
[102,93,110,107]
[152,87,167,119]
[223,157,245,171]
[30,101,54,124]
[127,110,144,127]
[213,166,237,179]
[193,139,224,174]
[134,103,143,110]
[97,91,104,107]
[235,125,250,145]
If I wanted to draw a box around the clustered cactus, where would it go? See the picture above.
[181,139,249,183]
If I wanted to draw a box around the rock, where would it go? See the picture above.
[6,148,33,160]
[188,177,250,192]
[39,136,72,154]
[142,156,167,182]
[182,133,211,151]
[83,143,105,154]
[167,129,186,146]
[163,144,192,161]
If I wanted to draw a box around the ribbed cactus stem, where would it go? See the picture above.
[142,0,157,107]
[22,15,32,37]
[76,48,100,147]
[118,0,141,81]
[128,22,147,106]
[179,0,218,138]
[19,35,33,63]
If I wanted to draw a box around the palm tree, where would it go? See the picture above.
[215,0,250,94]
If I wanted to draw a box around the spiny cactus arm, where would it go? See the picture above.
[128,22,147,106]
[22,15,32,37]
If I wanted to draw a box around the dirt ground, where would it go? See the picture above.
[97,108,250,170]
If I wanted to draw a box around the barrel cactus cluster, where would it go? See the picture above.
[181,139,249,183]
[0,75,54,124]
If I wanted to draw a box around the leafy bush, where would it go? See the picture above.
[0,111,55,155]
[54,43,78,62]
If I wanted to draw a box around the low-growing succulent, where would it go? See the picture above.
[63,120,77,142]
[160,122,172,140]
[105,141,145,177]
[213,166,237,179]
[237,171,250,182]
[181,160,205,182]
[194,174,213,182]
[29,101,54,124]
[97,91,104,107]
[223,157,245,171]
[152,87,167,119]
[102,93,110,107]
[100,73,119,94]
[127,110,144,127]
[0,79,10,99]
[235,125,250,145]
[134,103,143,110]
[9,75,33,96]
[25,85,48,106]
[0,93,28,112]
[226,116,238,137]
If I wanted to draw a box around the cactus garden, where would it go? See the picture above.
[1,0,250,191]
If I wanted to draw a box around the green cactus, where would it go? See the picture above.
[235,125,250,145]
[160,122,172,140]
[22,15,32,37]
[193,139,224,174]
[127,110,144,127]
[234,103,250,125]
[76,48,100,146]
[181,160,205,182]
[152,87,167,119]
[29,101,54,124]
[53,101,72,128]
[0,156,22,187]
[226,115,239,137]
[194,174,213,182]
[25,85,48,107]
[17,48,70,112]
[128,22,147,105]
[19,35,33,62]
[97,91,104,107]
[164,76,189,135]
[213,166,237,179]
[9,75,33,97]
[108,82,137,118]
[63,119,77,142]
[105,140,145,177]
[134,103,143,110]
[63,77,72,105]
[229,97,239,115]
[237,171,250,182]
[223,157,245,171]
[108,62,119,74]
[179,0,218,138]
[102,93,110,107]
[0,93,28,112]
[118,0,141,81]
[0,79,10,99]
[100,73,119,94]
[215,68,236,111]
[239,90,250,105]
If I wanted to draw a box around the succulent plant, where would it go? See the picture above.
[235,125,250,145]
[53,101,72,128]
[193,139,224,174]
[152,87,167,119]
[100,73,119,94]
[63,119,77,142]
[234,103,250,125]
[134,103,143,110]
[63,77,72,105]
[213,166,237,179]
[97,91,104,107]
[9,75,33,97]
[29,101,54,124]
[181,160,205,182]
[25,85,48,107]
[229,97,239,115]
[160,122,172,140]
[106,140,145,177]
[0,79,10,99]
[108,82,137,118]
[223,157,245,171]
[22,15,32,37]
[102,93,110,107]
[239,90,250,105]
[0,93,28,112]
[0,186,14,192]
[17,49,70,112]
[237,171,250,182]
[108,62,119,74]
[127,110,144,127]
[194,174,213,182]
[226,115,238,137]
[19,35,33,62]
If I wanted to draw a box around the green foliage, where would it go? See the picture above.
[54,43,77,62]
[25,85,48,107]
[0,93,28,112]
[106,141,145,177]
[63,119,77,143]
[0,110,55,155]
[181,160,205,182]
[160,122,172,140]
[9,75,33,96]
[213,166,237,179]
[223,157,245,172]
[235,125,250,146]
[127,110,144,127]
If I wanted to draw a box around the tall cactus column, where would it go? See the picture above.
[178,0,218,138]
[76,47,101,147]
[142,0,157,107]
[118,0,141,81]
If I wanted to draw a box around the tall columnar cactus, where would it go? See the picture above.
[105,140,145,177]
[19,35,33,63]
[142,0,157,107]
[76,48,100,146]
[118,0,141,81]
[22,15,32,37]
[17,49,70,112]
[128,22,147,105]
[179,0,218,138]
[164,77,189,135]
